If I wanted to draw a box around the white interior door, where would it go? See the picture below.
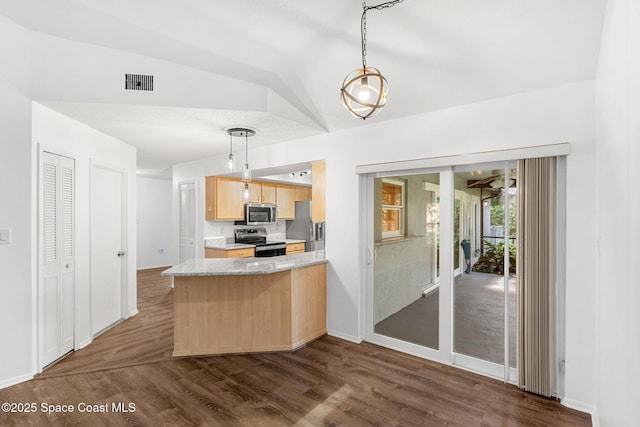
[41,152,75,367]
[180,182,196,263]
[91,166,124,336]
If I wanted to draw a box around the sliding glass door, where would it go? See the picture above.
[366,162,517,381]
[451,162,516,380]
[372,173,440,351]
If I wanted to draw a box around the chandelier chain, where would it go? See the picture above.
[360,0,404,68]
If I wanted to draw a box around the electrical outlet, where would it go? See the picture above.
[0,228,11,244]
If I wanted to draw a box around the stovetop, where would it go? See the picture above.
[235,228,266,244]
[235,228,284,247]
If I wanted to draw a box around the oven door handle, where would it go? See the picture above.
[255,244,286,252]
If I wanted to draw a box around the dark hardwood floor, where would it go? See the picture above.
[0,267,590,426]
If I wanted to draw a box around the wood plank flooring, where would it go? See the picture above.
[0,267,591,426]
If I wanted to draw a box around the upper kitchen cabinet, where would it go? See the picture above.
[206,175,315,222]
[248,182,262,204]
[276,184,296,219]
[206,176,245,221]
[261,182,276,204]
[295,186,311,202]
[311,161,326,222]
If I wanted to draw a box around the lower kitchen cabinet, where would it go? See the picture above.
[286,242,306,254]
[171,262,327,357]
[205,247,255,258]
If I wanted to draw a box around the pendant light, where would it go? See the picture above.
[241,130,251,182]
[340,0,404,120]
[242,182,250,202]
[226,127,255,202]
[241,131,251,202]
[226,130,235,171]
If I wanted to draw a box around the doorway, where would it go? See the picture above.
[372,174,441,350]
[452,162,516,380]
[39,151,75,368]
[179,182,197,263]
[90,165,127,336]
[365,162,518,380]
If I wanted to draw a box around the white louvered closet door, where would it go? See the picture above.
[41,152,75,368]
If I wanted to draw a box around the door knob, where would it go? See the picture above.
[117,251,126,257]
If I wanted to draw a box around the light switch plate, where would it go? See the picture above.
[0,228,11,244]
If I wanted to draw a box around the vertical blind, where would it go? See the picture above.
[516,157,556,397]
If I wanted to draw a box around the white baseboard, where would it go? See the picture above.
[562,398,596,426]
[0,372,35,390]
[327,329,363,344]
[128,309,139,318]
[76,337,93,350]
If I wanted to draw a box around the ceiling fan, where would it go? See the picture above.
[467,169,516,189]
[467,174,501,188]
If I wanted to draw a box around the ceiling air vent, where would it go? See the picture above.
[125,73,154,91]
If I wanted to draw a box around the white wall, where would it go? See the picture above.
[32,103,138,351]
[174,80,598,411]
[0,16,35,388]
[594,0,640,425]
[0,17,140,391]
[137,176,172,269]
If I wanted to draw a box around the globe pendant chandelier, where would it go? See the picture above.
[340,0,404,120]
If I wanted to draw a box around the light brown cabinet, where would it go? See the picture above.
[261,182,276,204]
[311,160,326,222]
[206,176,245,221]
[206,177,270,221]
[295,186,311,202]
[286,242,306,254]
[172,263,327,357]
[276,184,296,219]
[205,247,255,258]
[248,182,262,204]
[206,176,317,221]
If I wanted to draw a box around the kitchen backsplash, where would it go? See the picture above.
[203,220,287,244]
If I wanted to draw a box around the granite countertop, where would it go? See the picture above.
[162,250,326,277]
[205,239,306,250]
[204,242,255,250]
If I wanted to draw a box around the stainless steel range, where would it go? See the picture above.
[234,228,286,257]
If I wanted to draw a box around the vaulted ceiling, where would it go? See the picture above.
[1,0,606,174]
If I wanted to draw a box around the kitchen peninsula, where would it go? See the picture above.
[162,251,327,357]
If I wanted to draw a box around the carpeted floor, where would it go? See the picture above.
[375,271,516,366]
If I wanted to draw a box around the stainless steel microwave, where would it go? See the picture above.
[236,203,277,225]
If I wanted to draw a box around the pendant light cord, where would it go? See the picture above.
[361,0,404,68]
[244,132,248,165]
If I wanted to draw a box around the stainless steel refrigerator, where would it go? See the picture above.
[286,201,325,252]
